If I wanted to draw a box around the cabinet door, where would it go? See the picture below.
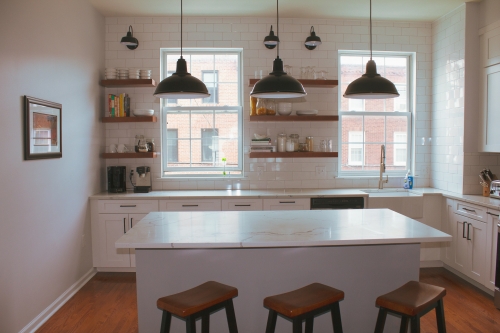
[466,218,488,284]
[452,214,469,273]
[480,63,500,152]
[221,198,263,211]
[97,214,131,267]
[263,198,310,210]
[441,199,455,267]
[129,213,147,268]
[485,210,499,291]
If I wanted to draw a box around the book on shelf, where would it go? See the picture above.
[250,146,276,152]
[107,93,130,117]
[251,141,272,146]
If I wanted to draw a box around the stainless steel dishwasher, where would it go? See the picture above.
[310,197,364,210]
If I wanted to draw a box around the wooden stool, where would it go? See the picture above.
[156,281,238,333]
[374,281,447,333]
[263,283,344,333]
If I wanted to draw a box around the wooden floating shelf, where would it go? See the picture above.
[248,78,338,88]
[249,152,338,158]
[101,152,159,159]
[250,115,338,122]
[101,116,157,123]
[100,79,157,87]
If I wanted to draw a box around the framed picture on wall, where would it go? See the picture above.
[24,96,62,160]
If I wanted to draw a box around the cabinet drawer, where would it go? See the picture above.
[159,199,221,211]
[98,200,159,214]
[456,201,487,222]
[221,198,263,211]
[263,198,310,210]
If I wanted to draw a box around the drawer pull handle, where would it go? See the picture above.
[120,205,137,208]
[487,212,499,217]
[182,205,199,207]
[462,222,466,238]
[279,201,296,204]
[235,204,251,207]
[123,218,126,234]
[467,223,472,240]
[462,208,476,213]
[130,218,133,229]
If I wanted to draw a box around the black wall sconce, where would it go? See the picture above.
[120,25,139,50]
[304,26,322,50]
[263,25,280,49]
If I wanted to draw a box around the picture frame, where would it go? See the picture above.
[24,96,62,160]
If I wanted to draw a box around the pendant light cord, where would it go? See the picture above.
[181,0,183,58]
[369,0,372,60]
[277,0,279,57]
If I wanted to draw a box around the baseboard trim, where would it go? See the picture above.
[19,268,96,333]
[442,264,494,296]
[420,260,443,268]
[96,267,136,272]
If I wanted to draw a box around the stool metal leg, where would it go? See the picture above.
[374,308,388,333]
[305,317,314,333]
[265,310,278,333]
[201,314,210,333]
[330,302,343,333]
[186,316,196,333]
[435,299,447,333]
[399,316,409,333]
[160,311,172,333]
[410,316,420,333]
[225,299,239,333]
[292,318,302,333]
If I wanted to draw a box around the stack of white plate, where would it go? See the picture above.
[296,110,318,116]
[129,68,140,79]
[105,68,116,79]
[117,68,129,79]
[133,109,155,116]
[140,69,152,79]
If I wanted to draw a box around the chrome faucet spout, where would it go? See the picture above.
[378,145,388,189]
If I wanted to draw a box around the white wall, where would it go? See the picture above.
[104,16,433,190]
[0,0,104,332]
[479,0,500,29]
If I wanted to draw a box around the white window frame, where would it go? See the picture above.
[348,131,364,166]
[338,50,414,177]
[160,48,243,178]
[393,132,407,166]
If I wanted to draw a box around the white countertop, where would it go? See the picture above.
[115,209,451,249]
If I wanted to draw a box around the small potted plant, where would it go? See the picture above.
[222,157,227,176]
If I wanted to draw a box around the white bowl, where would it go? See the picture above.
[296,110,318,116]
[133,109,154,116]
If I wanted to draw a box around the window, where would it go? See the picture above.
[338,51,413,176]
[165,71,178,104]
[202,71,219,104]
[160,49,243,177]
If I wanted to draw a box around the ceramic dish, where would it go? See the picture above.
[133,109,154,116]
[296,110,318,116]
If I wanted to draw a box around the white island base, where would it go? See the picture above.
[136,244,419,333]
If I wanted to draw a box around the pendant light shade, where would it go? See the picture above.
[120,26,139,50]
[343,0,399,99]
[263,25,279,49]
[154,0,210,99]
[251,0,306,99]
[304,26,321,50]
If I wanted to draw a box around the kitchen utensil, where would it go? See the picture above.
[117,144,128,153]
[109,144,117,153]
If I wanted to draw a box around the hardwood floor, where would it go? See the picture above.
[36,268,500,333]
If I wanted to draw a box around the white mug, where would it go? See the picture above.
[117,144,128,153]
[109,144,117,153]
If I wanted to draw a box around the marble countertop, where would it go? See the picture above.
[115,209,451,249]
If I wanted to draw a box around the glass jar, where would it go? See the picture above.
[286,139,294,152]
[298,143,307,152]
[277,133,287,152]
[266,99,276,115]
[250,96,257,116]
[320,140,327,152]
[256,98,267,116]
[146,138,155,152]
[289,134,299,151]
[305,136,314,152]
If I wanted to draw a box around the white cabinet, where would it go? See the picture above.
[441,199,455,267]
[263,198,310,210]
[446,200,490,285]
[159,199,221,211]
[91,200,158,270]
[485,209,499,291]
[221,198,262,211]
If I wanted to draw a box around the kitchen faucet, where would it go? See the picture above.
[379,145,388,189]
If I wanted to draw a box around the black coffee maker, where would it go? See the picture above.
[107,166,127,193]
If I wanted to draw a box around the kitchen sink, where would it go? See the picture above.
[361,189,422,197]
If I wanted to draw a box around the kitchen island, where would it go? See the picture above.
[116,209,451,333]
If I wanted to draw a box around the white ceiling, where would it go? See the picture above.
[89,0,478,22]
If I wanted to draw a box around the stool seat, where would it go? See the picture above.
[264,283,344,318]
[376,281,446,317]
[157,281,238,317]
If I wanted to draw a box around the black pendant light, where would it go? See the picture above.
[263,25,279,49]
[154,0,210,99]
[304,26,322,50]
[343,0,399,99]
[120,26,139,50]
[250,0,306,99]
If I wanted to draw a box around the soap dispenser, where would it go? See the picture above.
[403,170,413,189]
